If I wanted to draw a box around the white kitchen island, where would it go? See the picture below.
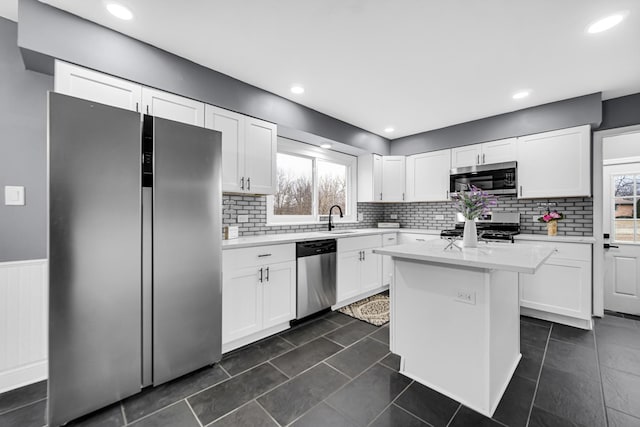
[373,240,554,417]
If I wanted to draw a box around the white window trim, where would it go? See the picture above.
[267,137,357,225]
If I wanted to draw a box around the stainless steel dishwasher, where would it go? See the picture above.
[296,239,337,319]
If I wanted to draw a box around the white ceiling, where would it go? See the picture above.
[3,1,640,139]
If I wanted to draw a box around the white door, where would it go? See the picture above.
[381,156,406,202]
[262,261,296,328]
[54,60,142,112]
[205,105,244,193]
[406,150,451,202]
[142,87,205,126]
[244,117,277,194]
[222,267,263,343]
[481,138,516,165]
[603,163,640,315]
[451,144,481,168]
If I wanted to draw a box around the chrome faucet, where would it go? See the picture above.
[328,205,343,231]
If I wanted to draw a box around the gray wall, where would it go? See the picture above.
[390,93,602,155]
[17,0,389,156]
[599,93,640,131]
[0,17,51,262]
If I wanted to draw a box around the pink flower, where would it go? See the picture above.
[550,211,561,219]
[543,214,552,222]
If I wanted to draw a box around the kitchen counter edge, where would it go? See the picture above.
[222,229,595,249]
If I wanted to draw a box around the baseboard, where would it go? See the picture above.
[0,361,47,394]
[521,307,593,330]
[332,285,389,311]
[222,322,291,354]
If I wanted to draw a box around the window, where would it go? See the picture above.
[612,174,640,242]
[267,137,357,224]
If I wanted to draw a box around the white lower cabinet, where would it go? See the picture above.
[336,235,383,307]
[518,241,593,329]
[222,244,296,352]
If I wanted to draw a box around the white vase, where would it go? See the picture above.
[463,219,478,248]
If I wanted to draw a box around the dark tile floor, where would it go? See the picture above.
[2,311,640,427]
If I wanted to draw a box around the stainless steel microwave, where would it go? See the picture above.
[450,161,517,195]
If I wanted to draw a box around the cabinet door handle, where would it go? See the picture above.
[380,192,383,201]
[482,153,485,164]
[446,190,449,199]
[247,177,251,191]
[477,154,480,165]
[240,177,245,190]
[135,102,139,113]
[259,267,263,283]
[265,267,270,281]
[387,237,395,241]
[362,251,365,261]
[359,251,363,261]
[519,185,523,197]
[416,238,425,242]
[258,253,272,258]
[146,105,150,115]
[402,193,405,201]
[604,244,619,249]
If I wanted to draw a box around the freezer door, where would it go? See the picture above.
[48,93,142,426]
[153,117,222,384]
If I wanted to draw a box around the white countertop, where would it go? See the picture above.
[221,227,594,249]
[373,239,555,274]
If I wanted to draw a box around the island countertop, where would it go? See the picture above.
[373,239,555,274]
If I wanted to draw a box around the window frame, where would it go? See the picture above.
[266,137,358,225]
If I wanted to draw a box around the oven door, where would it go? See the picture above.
[450,161,517,195]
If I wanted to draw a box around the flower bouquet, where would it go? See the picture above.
[537,210,564,236]
[451,185,497,247]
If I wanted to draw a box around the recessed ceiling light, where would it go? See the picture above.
[320,143,332,149]
[587,11,628,34]
[106,3,133,20]
[384,127,395,133]
[291,85,305,94]
[512,90,530,100]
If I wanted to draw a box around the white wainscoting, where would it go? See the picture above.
[0,259,48,393]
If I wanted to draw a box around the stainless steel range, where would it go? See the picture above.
[440,212,521,243]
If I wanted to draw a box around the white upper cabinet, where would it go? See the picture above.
[205,105,277,194]
[205,106,244,192]
[406,149,451,202]
[517,125,591,199]
[451,145,482,169]
[54,60,142,112]
[381,156,406,202]
[358,154,383,202]
[358,155,404,202]
[482,138,517,164]
[244,118,277,195]
[141,87,205,126]
[451,138,516,168]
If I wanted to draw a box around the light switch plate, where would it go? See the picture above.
[5,186,25,206]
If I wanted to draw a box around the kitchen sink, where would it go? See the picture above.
[319,230,358,235]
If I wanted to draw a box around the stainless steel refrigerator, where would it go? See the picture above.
[47,92,222,427]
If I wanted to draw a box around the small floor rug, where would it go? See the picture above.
[338,292,389,326]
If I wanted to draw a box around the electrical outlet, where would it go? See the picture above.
[390,214,398,220]
[455,290,476,305]
[358,212,364,221]
[237,214,249,223]
[435,214,444,220]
